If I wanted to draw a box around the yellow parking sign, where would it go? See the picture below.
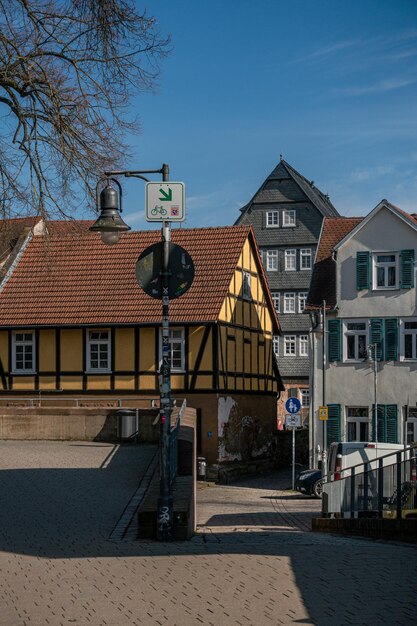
[319,406,328,420]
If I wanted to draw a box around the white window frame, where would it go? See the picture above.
[284,335,296,356]
[343,319,368,362]
[242,271,251,300]
[300,248,312,270]
[284,292,296,314]
[12,331,36,374]
[86,329,111,373]
[299,335,308,357]
[159,327,185,373]
[300,389,310,407]
[266,211,279,228]
[400,318,417,361]
[273,336,279,357]
[266,250,278,271]
[282,209,296,227]
[346,407,370,442]
[272,292,280,313]
[372,251,399,290]
[298,292,308,313]
[284,249,296,271]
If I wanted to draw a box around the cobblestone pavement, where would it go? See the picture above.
[0,442,416,626]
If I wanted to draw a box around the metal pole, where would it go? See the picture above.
[322,301,327,477]
[292,427,296,490]
[374,345,378,443]
[157,163,173,541]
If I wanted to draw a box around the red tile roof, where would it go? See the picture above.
[0,224,279,331]
[306,217,363,310]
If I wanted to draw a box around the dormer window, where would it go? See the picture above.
[266,211,279,227]
[282,210,296,227]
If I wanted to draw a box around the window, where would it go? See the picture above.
[12,331,35,373]
[373,252,398,289]
[300,248,312,270]
[87,330,110,372]
[284,292,296,313]
[160,328,185,372]
[273,336,279,357]
[284,335,296,356]
[266,211,279,227]
[407,407,417,444]
[282,210,296,227]
[299,335,308,356]
[284,249,296,271]
[344,321,368,361]
[300,389,310,407]
[298,292,308,313]
[346,407,369,442]
[402,319,417,360]
[272,292,280,313]
[242,271,251,300]
[266,250,278,271]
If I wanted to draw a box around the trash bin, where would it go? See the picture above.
[197,456,207,481]
[117,409,138,440]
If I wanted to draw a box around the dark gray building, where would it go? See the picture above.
[235,158,340,422]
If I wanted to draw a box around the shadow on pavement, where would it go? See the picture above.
[0,445,416,625]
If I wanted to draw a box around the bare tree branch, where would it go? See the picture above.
[0,0,170,219]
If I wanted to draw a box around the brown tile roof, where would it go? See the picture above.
[306,217,363,310]
[0,224,279,331]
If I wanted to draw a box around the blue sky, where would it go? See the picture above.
[117,0,417,229]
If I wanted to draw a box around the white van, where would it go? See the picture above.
[324,442,416,517]
[327,442,409,480]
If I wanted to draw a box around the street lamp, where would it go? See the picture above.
[368,343,378,443]
[90,178,131,245]
[90,164,174,541]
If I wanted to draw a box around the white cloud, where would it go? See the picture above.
[334,78,415,96]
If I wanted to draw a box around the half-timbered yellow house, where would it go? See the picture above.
[0,223,283,468]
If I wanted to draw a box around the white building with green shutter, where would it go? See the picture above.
[306,200,417,465]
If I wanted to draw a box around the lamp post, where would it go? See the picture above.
[90,164,174,541]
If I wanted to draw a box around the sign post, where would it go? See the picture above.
[285,397,302,490]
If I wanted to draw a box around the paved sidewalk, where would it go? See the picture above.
[0,442,416,625]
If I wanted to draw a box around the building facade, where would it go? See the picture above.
[0,223,284,469]
[235,158,339,424]
[306,201,417,466]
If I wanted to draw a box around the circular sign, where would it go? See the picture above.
[285,397,301,414]
[136,242,194,300]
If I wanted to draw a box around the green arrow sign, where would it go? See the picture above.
[159,188,172,201]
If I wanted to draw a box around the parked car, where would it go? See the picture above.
[295,468,323,498]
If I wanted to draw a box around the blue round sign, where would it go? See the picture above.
[285,397,301,414]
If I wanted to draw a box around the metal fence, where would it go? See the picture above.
[323,445,417,519]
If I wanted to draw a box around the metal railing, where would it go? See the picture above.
[323,444,417,519]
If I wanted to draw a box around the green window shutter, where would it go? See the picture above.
[356,251,370,290]
[400,249,415,289]
[372,405,386,443]
[327,404,341,447]
[370,319,384,361]
[384,318,398,361]
[386,405,398,443]
[328,319,341,362]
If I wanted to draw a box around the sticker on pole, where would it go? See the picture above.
[319,406,328,421]
[145,182,185,222]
